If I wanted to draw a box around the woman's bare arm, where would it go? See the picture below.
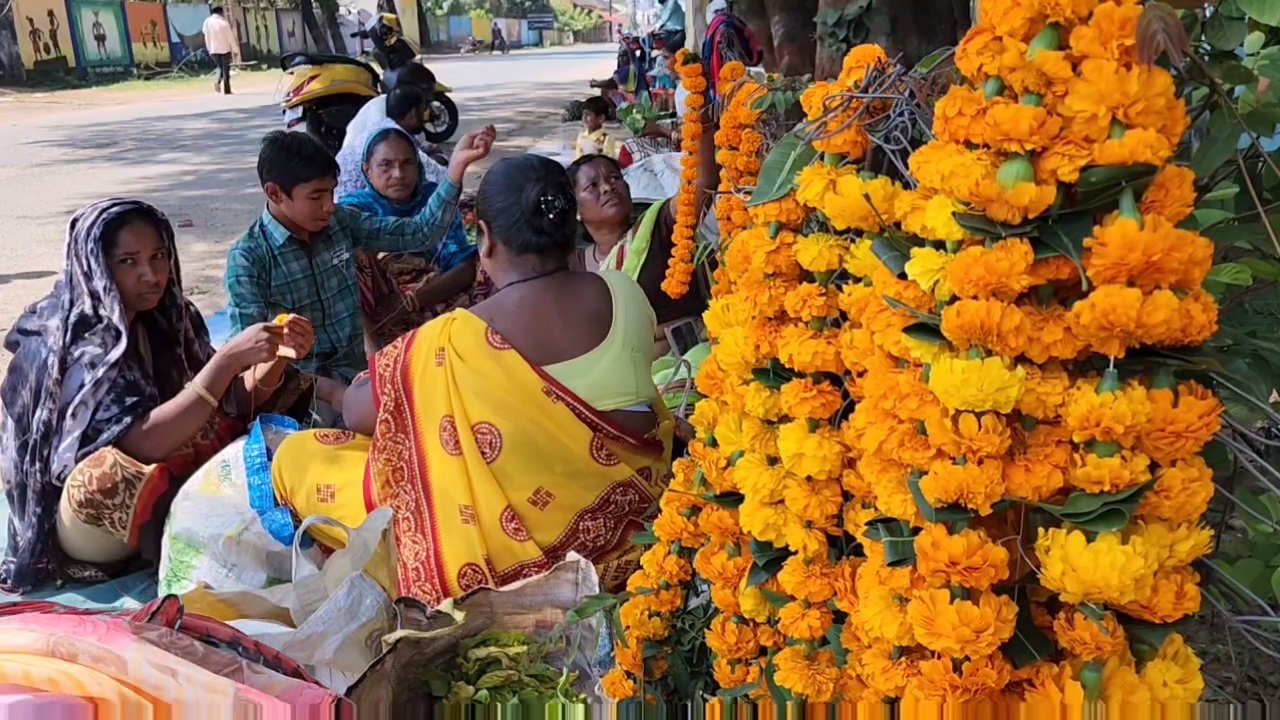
[343,375,376,435]
[115,355,239,463]
[414,257,477,308]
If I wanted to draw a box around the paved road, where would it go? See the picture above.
[0,45,614,374]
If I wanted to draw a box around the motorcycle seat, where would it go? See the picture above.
[280,52,376,76]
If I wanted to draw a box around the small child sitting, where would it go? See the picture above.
[575,96,619,159]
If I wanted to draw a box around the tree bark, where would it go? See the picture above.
[0,7,26,85]
[300,1,333,53]
[763,0,817,76]
[735,0,776,71]
[862,0,970,67]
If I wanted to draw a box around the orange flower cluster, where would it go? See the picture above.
[713,62,764,239]
[660,50,707,300]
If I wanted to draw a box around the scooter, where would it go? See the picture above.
[279,13,461,154]
[459,36,484,54]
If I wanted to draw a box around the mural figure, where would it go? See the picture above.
[91,10,108,58]
[286,19,296,46]
[48,10,63,58]
[26,17,46,61]
[147,18,160,48]
[254,11,264,56]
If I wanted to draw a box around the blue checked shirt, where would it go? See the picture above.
[224,178,460,383]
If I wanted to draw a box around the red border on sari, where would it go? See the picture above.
[527,359,666,458]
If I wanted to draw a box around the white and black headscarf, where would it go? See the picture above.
[0,198,215,593]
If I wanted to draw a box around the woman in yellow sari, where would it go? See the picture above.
[271,154,673,606]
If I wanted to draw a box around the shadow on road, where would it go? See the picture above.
[0,271,57,285]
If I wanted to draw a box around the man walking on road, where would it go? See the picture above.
[203,7,236,95]
[490,21,506,54]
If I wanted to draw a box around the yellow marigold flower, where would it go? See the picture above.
[619,597,671,640]
[983,100,1063,154]
[1035,527,1157,605]
[1069,449,1152,494]
[777,420,845,481]
[914,522,1011,590]
[1068,283,1145,358]
[933,85,990,145]
[946,238,1036,302]
[704,295,749,339]
[897,190,969,243]
[908,653,1014,702]
[858,455,923,523]
[837,43,888,86]
[640,543,691,585]
[904,246,955,302]
[841,237,883,280]
[783,282,839,322]
[794,232,848,273]
[653,506,705,546]
[1141,164,1197,224]
[1130,520,1214,570]
[773,646,841,702]
[1138,456,1215,524]
[823,173,901,233]
[738,382,782,423]
[852,585,915,646]
[779,377,843,420]
[1117,566,1201,623]
[928,354,1027,414]
[1018,363,1071,419]
[747,194,808,230]
[739,497,789,546]
[907,588,1017,658]
[1020,661,1086,707]
[712,657,761,690]
[1052,608,1128,660]
[1140,632,1204,704]
[1019,304,1086,363]
[920,458,1006,515]
[778,600,834,641]
[601,668,637,699]
[1004,423,1072,501]
[707,614,761,661]
[1069,0,1142,63]
[735,452,785,504]
[1064,377,1154,447]
[782,475,843,529]
[1139,382,1222,466]
[737,581,775,622]
[942,298,1029,358]
[795,164,840,211]
[776,325,843,374]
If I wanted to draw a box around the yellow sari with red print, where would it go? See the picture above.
[362,310,671,605]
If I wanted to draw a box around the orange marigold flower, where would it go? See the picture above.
[1141,165,1197,224]
[601,668,638,699]
[640,543,692,584]
[747,194,808,229]
[653,506,706,546]
[1069,449,1152,494]
[908,654,1014,702]
[838,43,889,85]
[978,0,1039,41]
[1020,304,1086,363]
[1018,363,1072,419]
[1004,423,1072,501]
[1068,283,1144,358]
[1064,377,1154,447]
[914,523,1011,590]
[976,177,1059,225]
[955,24,1008,81]
[778,601,834,641]
[1052,608,1128,660]
[983,100,1063,154]
[800,82,873,159]
[712,658,761,690]
[778,554,836,603]
[779,377,844,420]
[920,458,1006,515]
[1035,115,1108,184]
[1138,455,1215,524]
[1069,0,1142,63]
[907,588,1018,658]
[926,411,1013,460]
[946,238,1036,301]
[707,614,761,661]
[1094,127,1174,167]
[776,325,843,374]
[941,298,1030,358]
[909,141,1001,204]
[694,544,749,588]
[933,85,991,145]
[1084,215,1215,292]
[794,232,848,273]
[783,282,840,322]
[782,475,843,529]
[772,646,842,702]
[1139,381,1223,465]
[1116,566,1202,623]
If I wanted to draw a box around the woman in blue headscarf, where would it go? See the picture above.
[336,119,492,353]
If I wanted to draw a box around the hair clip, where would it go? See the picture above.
[539,193,568,219]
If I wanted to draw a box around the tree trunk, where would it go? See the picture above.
[763,0,817,76]
[0,7,26,85]
[300,1,333,53]
[862,0,969,67]
[735,0,776,71]
[687,0,707,52]
[316,0,349,54]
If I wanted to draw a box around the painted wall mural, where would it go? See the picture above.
[69,0,131,71]
[243,6,278,59]
[15,0,76,70]
[276,8,310,54]
[164,1,208,61]
[125,1,168,66]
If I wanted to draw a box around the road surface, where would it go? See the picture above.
[0,45,615,375]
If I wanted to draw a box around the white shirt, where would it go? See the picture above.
[202,14,237,56]
[341,97,389,152]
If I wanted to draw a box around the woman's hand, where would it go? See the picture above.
[276,314,315,360]
[447,125,497,183]
[314,376,349,413]
[216,323,284,372]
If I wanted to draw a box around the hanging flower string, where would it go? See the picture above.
[661,49,707,300]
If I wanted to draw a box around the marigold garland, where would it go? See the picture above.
[660,50,707,300]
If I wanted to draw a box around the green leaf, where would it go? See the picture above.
[908,473,973,523]
[1037,212,1093,290]
[1271,567,1280,602]
[421,667,453,697]
[1239,0,1280,25]
[748,133,819,207]
[1245,30,1266,55]
[1201,182,1242,202]
[707,491,745,509]
[915,46,952,73]
[870,235,909,276]
[1120,616,1178,657]
[1225,557,1269,593]
[953,213,1038,238]
[751,365,793,389]
[881,295,942,325]
[629,530,658,545]
[1192,110,1245,177]
[1034,481,1152,531]
[1002,595,1056,669]
[1205,8,1248,51]
[1243,105,1280,136]
[475,670,523,690]
[1076,163,1159,197]
[1214,57,1258,86]
[760,587,791,607]
[903,322,947,345]
[1206,262,1255,287]
[1187,207,1233,230]
[565,593,621,624]
[747,539,791,586]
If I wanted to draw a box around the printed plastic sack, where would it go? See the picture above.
[157,415,321,596]
[181,508,397,694]
[346,553,610,714]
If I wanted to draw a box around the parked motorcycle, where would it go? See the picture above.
[279,13,461,154]
[459,36,484,55]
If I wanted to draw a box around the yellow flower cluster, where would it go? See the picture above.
[607,4,1220,708]
[660,49,707,300]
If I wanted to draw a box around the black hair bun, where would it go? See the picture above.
[477,154,580,258]
[521,183,576,239]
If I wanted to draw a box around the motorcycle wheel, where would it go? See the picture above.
[422,94,460,145]
[300,95,369,155]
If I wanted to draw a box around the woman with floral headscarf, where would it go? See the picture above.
[0,199,317,593]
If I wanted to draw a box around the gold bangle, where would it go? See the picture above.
[186,381,219,408]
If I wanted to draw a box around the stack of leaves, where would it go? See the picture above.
[419,629,585,707]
